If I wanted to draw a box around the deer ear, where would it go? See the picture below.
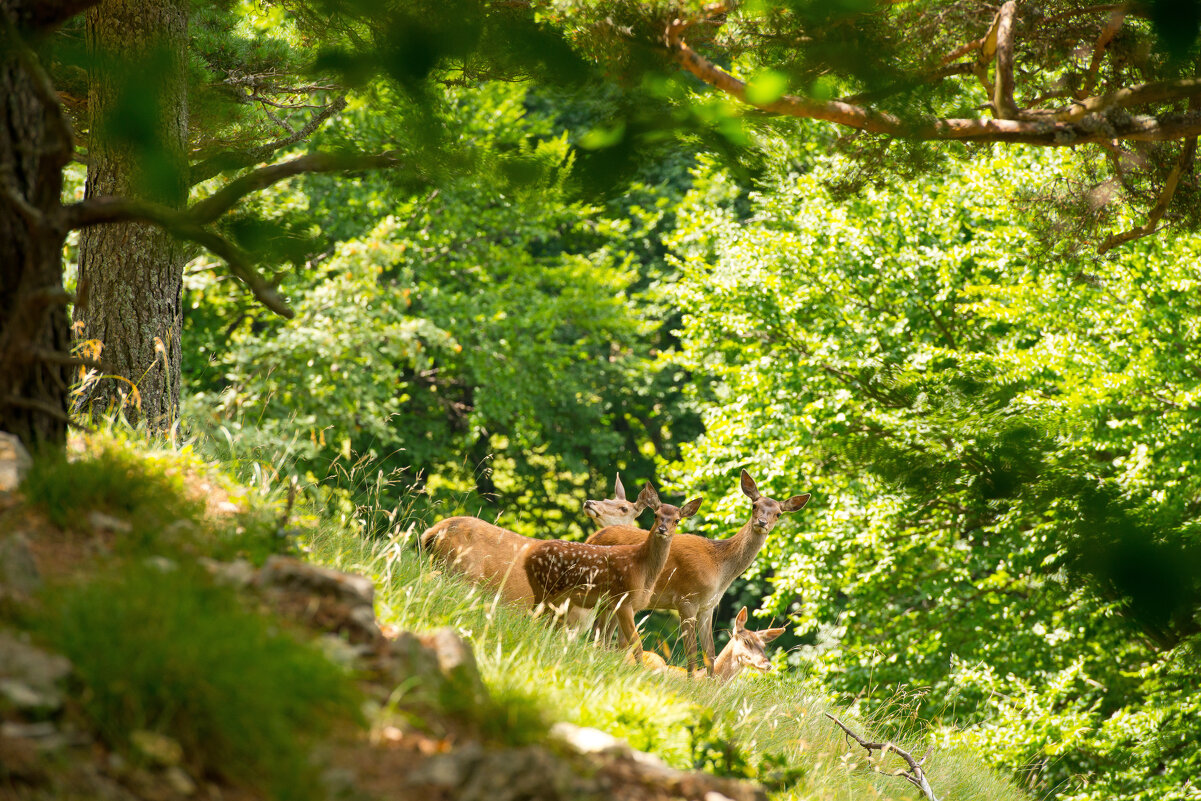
[735,606,748,629]
[679,497,703,518]
[639,482,661,511]
[780,493,810,512]
[759,626,787,643]
[740,469,760,500]
[614,473,626,501]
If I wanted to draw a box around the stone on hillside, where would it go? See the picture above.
[0,433,32,493]
[198,557,255,588]
[551,722,766,801]
[255,556,380,643]
[87,510,132,533]
[407,742,577,801]
[256,556,375,606]
[0,533,41,597]
[420,627,488,703]
[163,765,197,796]
[0,631,72,715]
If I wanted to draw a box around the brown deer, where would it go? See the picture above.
[586,469,809,674]
[418,474,644,610]
[637,606,787,681]
[525,483,702,662]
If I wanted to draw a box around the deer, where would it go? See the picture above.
[586,469,809,675]
[525,483,702,663]
[636,606,787,682]
[418,474,645,612]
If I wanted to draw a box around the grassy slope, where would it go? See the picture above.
[14,430,1027,801]
[309,524,1027,801]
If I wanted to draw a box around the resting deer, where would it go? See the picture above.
[637,606,787,681]
[525,483,702,663]
[587,469,809,674]
[419,474,644,610]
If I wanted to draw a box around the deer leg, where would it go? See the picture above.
[678,602,700,674]
[698,607,717,676]
[614,604,643,663]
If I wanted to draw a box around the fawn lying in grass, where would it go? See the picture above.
[525,483,702,663]
[633,606,787,681]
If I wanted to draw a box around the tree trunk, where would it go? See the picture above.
[74,0,188,430]
[0,19,74,451]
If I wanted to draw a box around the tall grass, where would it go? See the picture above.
[307,523,1028,801]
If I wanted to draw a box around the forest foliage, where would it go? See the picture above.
[7,1,1197,800]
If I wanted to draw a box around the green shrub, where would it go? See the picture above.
[34,564,361,800]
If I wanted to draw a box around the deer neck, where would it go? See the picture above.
[712,641,740,681]
[718,520,768,589]
[635,530,673,589]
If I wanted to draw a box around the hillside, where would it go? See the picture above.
[0,431,1025,801]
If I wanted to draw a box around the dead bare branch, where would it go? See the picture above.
[824,713,940,801]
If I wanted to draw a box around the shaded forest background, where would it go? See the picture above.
[3,1,1201,800]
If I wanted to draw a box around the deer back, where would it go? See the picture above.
[525,539,648,606]
[419,516,537,604]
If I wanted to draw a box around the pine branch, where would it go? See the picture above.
[662,5,1201,146]
[189,95,349,185]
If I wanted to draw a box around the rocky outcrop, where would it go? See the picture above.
[1,549,770,801]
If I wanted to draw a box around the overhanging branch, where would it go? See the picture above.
[189,95,349,185]
[992,2,1019,120]
[663,6,1201,146]
[188,150,400,224]
[61,148,404,317]
[1098,136,1198,253]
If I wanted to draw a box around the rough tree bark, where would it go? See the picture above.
[0,4,78,450]
[73,0,188,429]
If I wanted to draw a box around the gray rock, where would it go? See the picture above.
[256,556,375,607]
[408,743,574,801]
[551,721,766,801]
[422,627,488,704]
[1,720,91,752]
[88,510,132,533]
[163,766,197,796]
[0,533,41,597]
[0,432,32,493]
[199,557,256,588]
[0,631,71,713]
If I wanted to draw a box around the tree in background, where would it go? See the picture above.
[665,127,1201,800]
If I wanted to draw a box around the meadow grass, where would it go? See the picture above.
[307,523,1029,801]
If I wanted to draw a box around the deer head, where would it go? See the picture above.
[583,473,646,528]
[640,482,703,539]
[727,606,787,674]
[741,469,810,535]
